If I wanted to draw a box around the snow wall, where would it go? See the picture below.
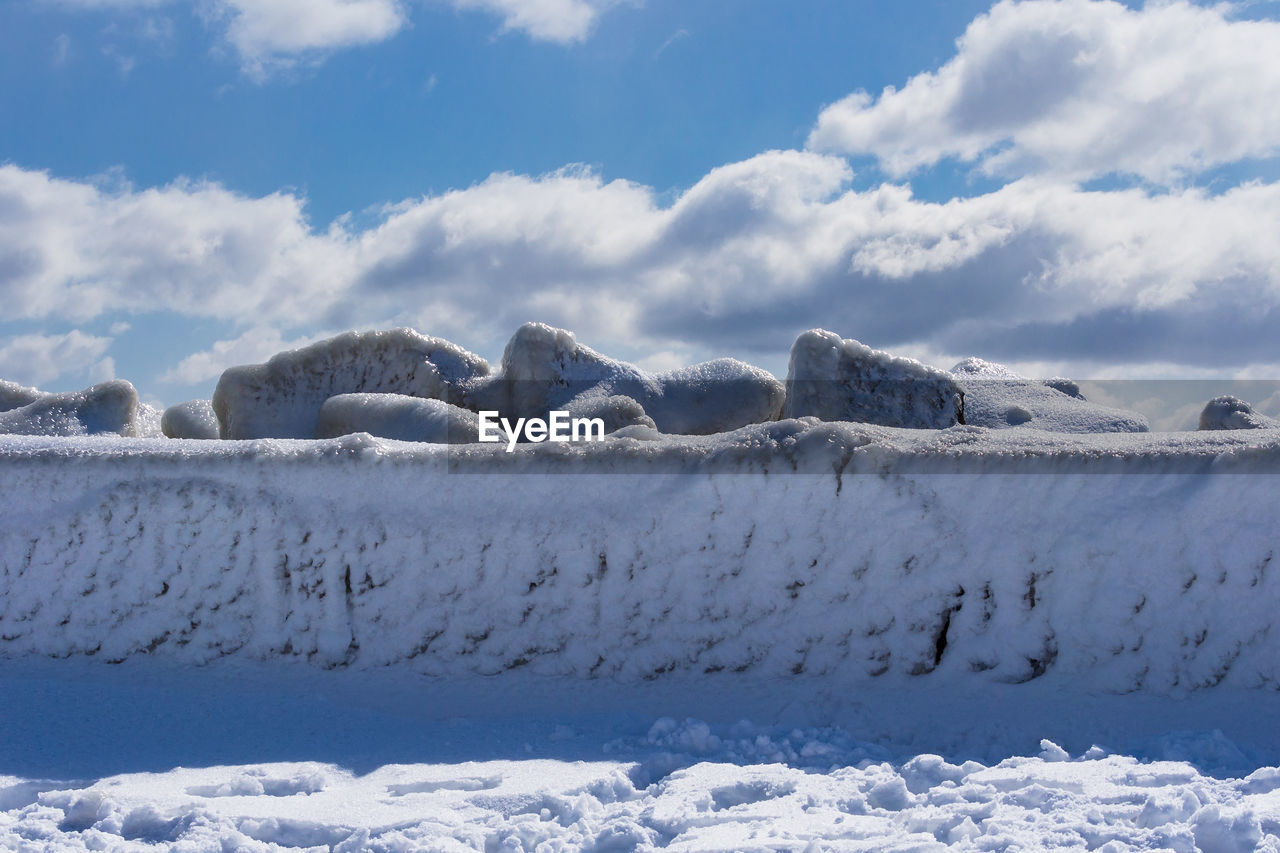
[3,420,1280,694]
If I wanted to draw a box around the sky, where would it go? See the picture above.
[2,0,1280,412]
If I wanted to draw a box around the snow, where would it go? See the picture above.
[784,329,964,428]
[483,322,785,435]
[0,379,43,412]
[3,420,1280,687]
[1200,395,1280,430]
[317,393,480,443]
[950,357,1150,433]
[0,380,142,437]
[161,399,219,440]
[211,328,492,440]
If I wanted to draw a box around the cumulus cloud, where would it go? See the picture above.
[449,0,617,43]
[0,330,113,387]
[159,325,328,384]
[5,153,1280,385]
[47,0,620,72]
[808,0,1280,183]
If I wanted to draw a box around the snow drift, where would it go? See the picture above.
[3,422,1280,693]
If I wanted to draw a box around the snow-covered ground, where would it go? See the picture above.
[5,422,1280,849]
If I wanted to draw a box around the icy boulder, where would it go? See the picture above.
[951,358,1149,433]
[1199,396,1280,430]
[317,393,480,443]
[0,380,43,412]
[488,322,784,435]
[212,329,491,440]
[162,400,220,440]
[0,380,141,436]
[565,394,656,434]
[783,330,963,428]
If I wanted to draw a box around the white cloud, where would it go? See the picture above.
[0,330,113,387]
[159,325,328,384]
[808,0,1280,183]
[5,154,1280,384]
[449,0,617,43]
[205,0,407,73]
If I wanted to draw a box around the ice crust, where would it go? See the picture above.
[0,380,141,437]
[951,357,1150,433]
[476,322,785,435]
[784,329,964,428]
[317,393,480,443]
[3,422,1280,692]
[1200,395,1280,430]
[161,399,219,440]
[211,328,492,440]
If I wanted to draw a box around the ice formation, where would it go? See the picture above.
[0,379,43,412]
[0,380,142,437]
[951,357,1149,433]
[212,328,491,440]
[783,329,964,428]
[3,421,1280,692]
[1199,395,1280,430]
[482,322,784,435]
[161,399,219,440]
[317,393,480,443]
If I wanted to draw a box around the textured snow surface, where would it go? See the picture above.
[1201,395,1280,431]
[784,330,964,429]
[0,380,142,437]
[950,358,1150,434]
[3,421,1280,691]
[161,400,218,440]
[6,749,1280,851]
[481,322,785,435]
[212,328,492,440]
[317,393,480,443]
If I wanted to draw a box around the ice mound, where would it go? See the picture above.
[951,358,1149,433]
[1199,395,1280,430]
[484,322,784,435]
[565,394,656,434]
[0,380,141,436]
[0,379,43,412]
[316,393,480,443]
[212,329,491,439]
[162,400,220,440]
[783,329,963,428]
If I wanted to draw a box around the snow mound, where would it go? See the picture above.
[783,329,963,428]
[1200,396,1280,430]
[161,400,220,440]
[0,380,141,437]
[317,393,480,443]
[950,358,1149,433]
[484,322,783,435]
[564,394,656,434]
[0,379,43,412]
[212,328,491,440]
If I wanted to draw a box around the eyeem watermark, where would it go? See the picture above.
[478,410,606,452]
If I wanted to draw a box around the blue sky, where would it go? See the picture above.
[2,0,1280,409]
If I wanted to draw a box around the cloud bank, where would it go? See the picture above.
[808,0,1280,184]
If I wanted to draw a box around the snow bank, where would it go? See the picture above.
[212,329,491,440]
[951,357,1149,433]
[161,400,218,440]
[3,422,1280,693]
[316,393,479,443]
[1200,395,1280,430]
[485,322,784,435]
[0,380,142,437]
[784,329,964,428]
